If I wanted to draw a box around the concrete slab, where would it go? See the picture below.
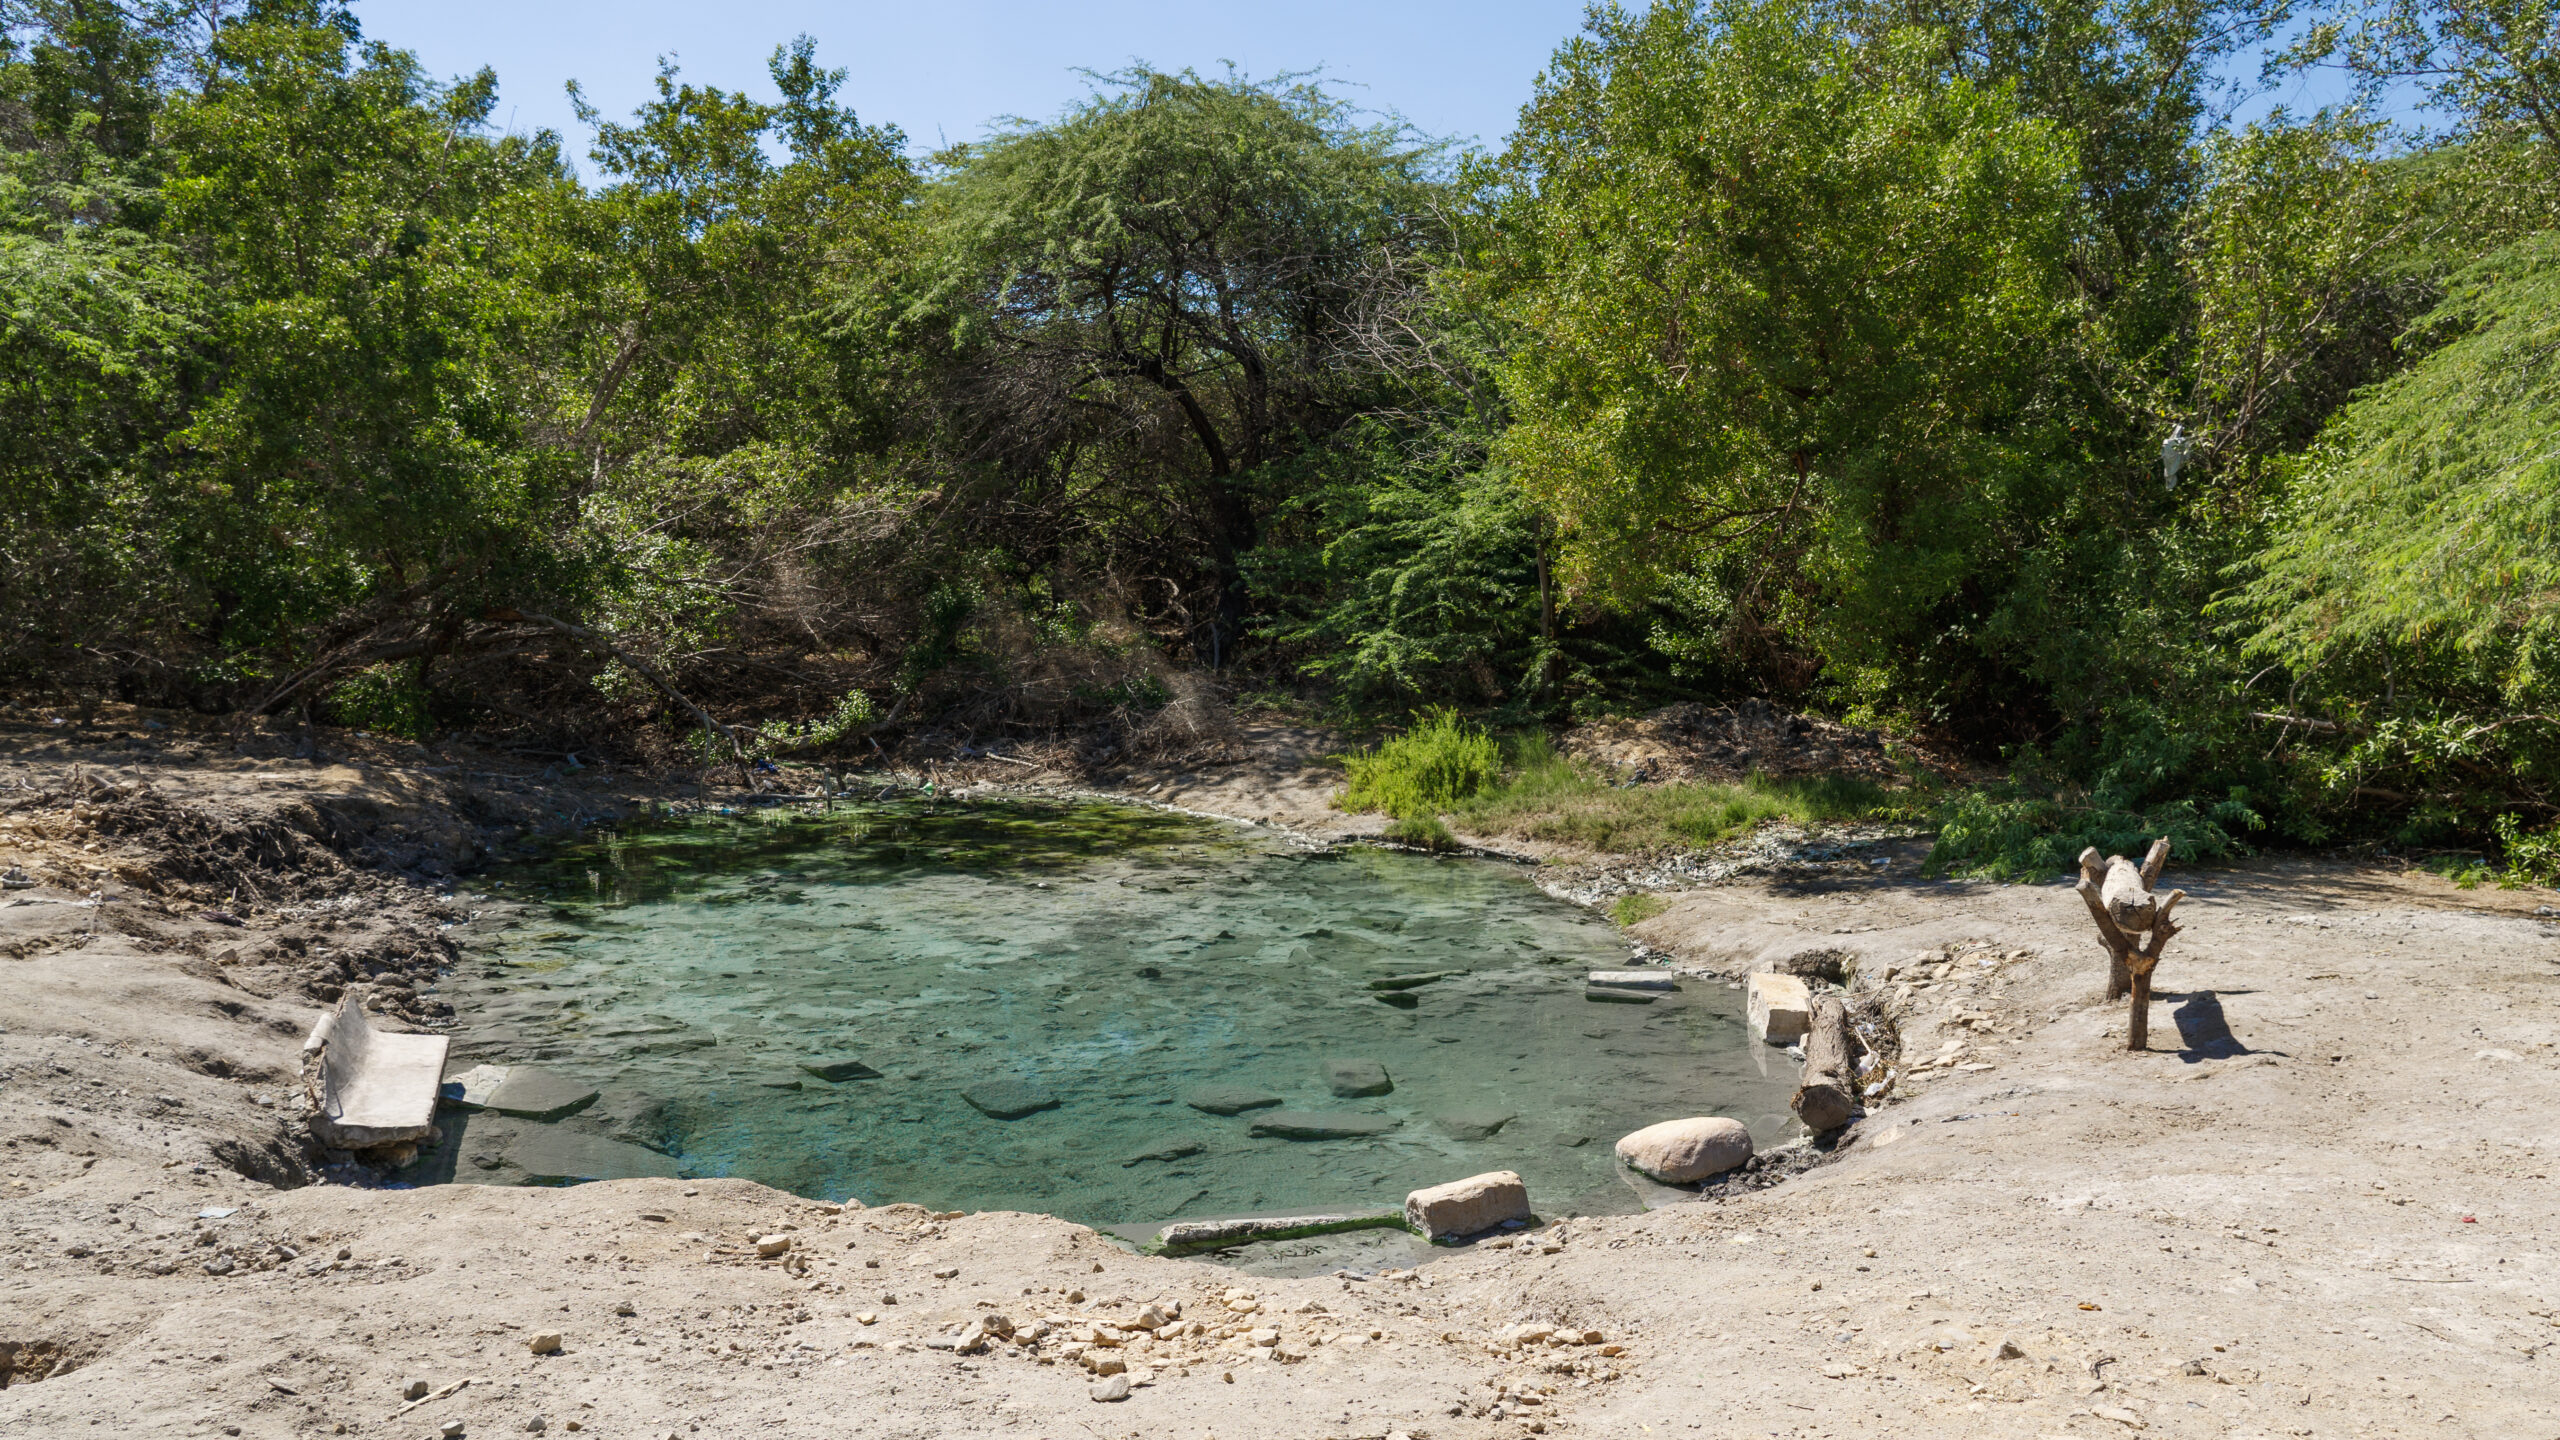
[509,1130,682,1183]
[439,1063,509,1108]
[483,1067,600,1120]
[1249,1110,1395,1140]
[304,990,448,1149]
[1747,972,1813,1044]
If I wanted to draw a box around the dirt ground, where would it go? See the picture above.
[4,707,2556,1440]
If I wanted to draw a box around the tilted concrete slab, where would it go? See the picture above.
[304,990,448,1149]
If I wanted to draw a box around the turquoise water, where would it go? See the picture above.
[440,797,1798,1227]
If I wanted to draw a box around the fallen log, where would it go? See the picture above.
[1790,994,1859,1132]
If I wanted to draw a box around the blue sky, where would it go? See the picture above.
[348,1,2400,175]
[351,0,1595,164]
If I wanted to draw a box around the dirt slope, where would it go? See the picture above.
[4,714,2556,1440]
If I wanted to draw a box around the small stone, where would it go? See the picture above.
[403,1380,430,1401]
[438,1423,465,1439]
[1403,1170,1531,1240]
[1090,1374,1131,1402]
[1613,1116,1753,1183]
[526,1418,548,1434]
[1321,1057,1392,1097]
[755,1234,793,1257]
[800,1058,882,1082]
[528,1332,563,1356]
[2094,1405,2146,1428]
[1998,1340,2027,1359]
[614,1301,636,1317]
[857,1312,878,1325]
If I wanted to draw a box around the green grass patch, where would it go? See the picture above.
[1339,716,1906,855]
[1609,892,1668,926]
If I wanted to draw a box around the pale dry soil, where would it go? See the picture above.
[2,714,2556,1440]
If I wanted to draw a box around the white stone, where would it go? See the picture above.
[1746,972,1812,1044]
[1404,1170,1531,1240]
[1587,970,1677,990]
[1091,1374,1131,1402]
[1614,1116,1754,1183]
[755,1234,793,1257]
[528,1332,563,1355]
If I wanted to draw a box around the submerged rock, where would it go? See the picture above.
[1322,1057,1393,1097]
[1366,971,1459,991]
[1122,1138,1206,1167]
[509,1130,681,1183]
[1183,1085,1283,1116]
[962,1078,1059,1120]
[1433,1109,1515,1142]
[1250,1110,1394,1140]
[801,1058,883,1082]
[483,1067,600,1121]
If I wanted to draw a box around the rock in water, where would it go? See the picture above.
[962,1078,1059,1120]
[1183,1085,1283,1116]
[1404,1170,1532,1240]
[1746,973,1812,1044]
[440,1063,509,1109]
[1614,1116,1753,1183]
[482,1067,600,1120]
[508,1131,681,1183]
[1366,971,1459,991]
[1121,1138,1206,1168]
[1433,1110,1515,1142]
[1249,1111,1394,1140]
[800,1058,882,1082]
[1321,1057,1392,1097]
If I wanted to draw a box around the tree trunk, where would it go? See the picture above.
[2127,967,2154,1051]
[1791,994,1859,1132]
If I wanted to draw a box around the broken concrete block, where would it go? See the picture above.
[1404,1170,1531,1240]
[1747,972,1813,1044]
[304,990,449,1149]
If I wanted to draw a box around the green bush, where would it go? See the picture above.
[1337,710,1502,819]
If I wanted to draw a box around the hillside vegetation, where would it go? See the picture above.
[6,0,2559,876]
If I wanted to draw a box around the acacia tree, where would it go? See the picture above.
[921,69,1444,665]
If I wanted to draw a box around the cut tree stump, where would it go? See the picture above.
[2074,839,2185,1051]
[1791,994,1859,1132]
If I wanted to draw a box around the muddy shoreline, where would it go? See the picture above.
[5,708,2556,1439]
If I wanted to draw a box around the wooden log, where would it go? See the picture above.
[1791,995,1859,1133]
[2075,850,2136,1001]
[2101,854,2158,934]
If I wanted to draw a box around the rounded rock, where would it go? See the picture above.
[1613,1116,1753,1183]
[528,1332,564,1356]
[1090,1373,1132,1403]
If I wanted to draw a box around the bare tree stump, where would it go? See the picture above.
[2075,840,2184,1050]
[1791,994,1859,1132]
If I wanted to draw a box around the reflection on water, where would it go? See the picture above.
[439,797,1798,1227]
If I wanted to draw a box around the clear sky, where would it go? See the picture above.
[346,1,2407,178]
[349,0,1597,167]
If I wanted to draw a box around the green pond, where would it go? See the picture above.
[434,796,1799,1229]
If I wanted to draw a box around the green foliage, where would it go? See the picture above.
[1458,760,1900,854]
[1336,709,1503,818]
[2493,813,2560,888]
[323,664,436,740]
[1608,892,1667,926]
[1922,703,2266,878]
[1473,0,2082,695]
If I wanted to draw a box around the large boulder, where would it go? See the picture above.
[1322,1057,1393,1097]
[1404,1170,1531,1240]
[1614,1116,1753,1183]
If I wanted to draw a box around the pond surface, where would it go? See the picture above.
[438,797,1799,1229]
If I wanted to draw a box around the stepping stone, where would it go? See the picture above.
[1366,971,1459,991]
[1373,991,1420,1010]
[509,1130,680,1183]
[1321,1057,1392,1097]
[1250,1111,1395,1141]
[1433,1109,1516,1142]
[1122,1138,1205,1168]
[440,1063,509,1109]
[962,1078,1059,1120]
[1184,1085,1283,1116]
[483,1066,599,1121]
[801,1058,883,1082]
[1587,970,1677,990]
[1585,987,1656,1005]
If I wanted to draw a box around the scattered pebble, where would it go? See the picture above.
[529,1332,564,1356]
